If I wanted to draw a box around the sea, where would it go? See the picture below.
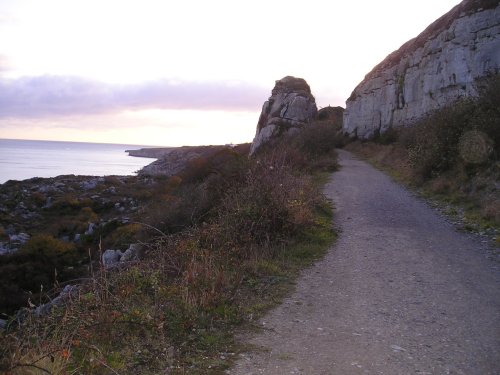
[0,139,157,184]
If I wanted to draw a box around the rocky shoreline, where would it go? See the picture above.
[0,171,161,315]
[1,144,240,253]
[128,144,247,177]
[0,143,248,316]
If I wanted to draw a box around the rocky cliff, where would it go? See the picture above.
[250,76,317,155]
[343,0,500,139]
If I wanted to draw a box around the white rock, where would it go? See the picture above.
[344,4,500,139]
[120,243,142,262]
[0,242,12,255]
[102,249,123,268]
[80,179,99,190]
[34,285,78,317]
[250,76,317,155]
[85,223,97,236]
[9,232,30,244]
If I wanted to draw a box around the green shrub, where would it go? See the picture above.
[108,223,143,248]
[142,182,212,234]
[473,74,500,154]
[206,152,319,254]
[0,226,7,241]
[142,148,250,235]
[0,128,337,372]
[346,74,500,230]
[295,120,345,156]
[20,234,79,270]
[253,122,343,173]
[402,101,473,178]
[400,75,499,179]
[374,127,399,145]
[0,235,80,314]
[31,191,47,206]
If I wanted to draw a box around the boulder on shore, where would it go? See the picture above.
[250,76,317,155]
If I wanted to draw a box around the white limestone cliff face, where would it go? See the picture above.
[250,76,317,155]
[344,0,500,139]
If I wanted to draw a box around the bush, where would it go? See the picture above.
[374,127,399,145]
[142,147,251,234]
[20,235,79,272]
[0,235,80,314]
[295,120,346,156]
[107,223,143,249]
[253,121,343,173]
[346,74,500,229]
[206,152,319,255]
[458,130,494,165]
[402,100,474,178]
[400,75,499,179]
[475,74,500,151]
[0,124,337,372]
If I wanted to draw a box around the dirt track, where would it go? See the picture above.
[229,149,500,375]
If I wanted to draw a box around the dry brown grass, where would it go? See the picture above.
[1,129,337,374]
[345,141,414,183]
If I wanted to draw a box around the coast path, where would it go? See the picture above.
[228,149,500,374]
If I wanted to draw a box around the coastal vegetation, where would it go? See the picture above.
[346,74,500,239]
[0,118,341,374]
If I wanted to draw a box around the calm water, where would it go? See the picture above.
[0,139,157,184]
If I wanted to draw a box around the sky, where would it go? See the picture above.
[0,0,461,147]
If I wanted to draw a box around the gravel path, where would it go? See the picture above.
[229,149,499,375]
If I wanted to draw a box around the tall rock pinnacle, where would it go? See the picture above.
[250,76,317,155]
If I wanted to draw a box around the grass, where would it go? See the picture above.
[344,75,499,244]
[1,122,341,374]
[346,140,499,241]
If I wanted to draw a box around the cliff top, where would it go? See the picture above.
[348,0,498,100]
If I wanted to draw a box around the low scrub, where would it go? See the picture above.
[0,235,82,315]
[400,75,499,180]
[347,74,500,231]
[1,126,338,373]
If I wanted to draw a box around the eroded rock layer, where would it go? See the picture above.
[344,0,500,139]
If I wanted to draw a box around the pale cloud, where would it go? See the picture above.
[0,54,12,73]
[0,0,461,145]
[0,75,268,118]
[0,109,258,146]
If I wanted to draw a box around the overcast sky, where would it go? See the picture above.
[0,0,461,146]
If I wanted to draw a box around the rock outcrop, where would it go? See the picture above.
[250,76,317,155]
[343,0,500,139]
[126,147,175,158]
[136,145,226,177]
[101,243,143,269]
[33,284,78,317]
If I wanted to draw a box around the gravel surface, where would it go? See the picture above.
[229,150,500,375]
